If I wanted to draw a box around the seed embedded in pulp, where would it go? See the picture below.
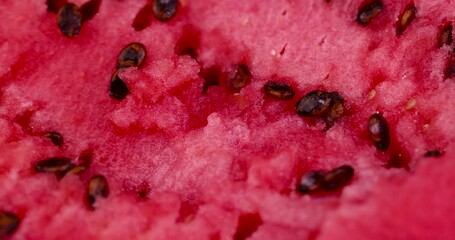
[396,2,417,36]
[34,157,73,173]
[116,42,147,69]
[0,211,20,237]
[57,3,82,38]
[109,71,130,100]
[295,90,345,131]
[43,131,64,147]
[322,165,355,191]
[356,0,384,26]
[153,0,178,22]
[368,113,390,151]
[297,171,325,194]
[263,81,295,100]
[87,175,110,210]
[424,150,442,157]
[228,64,251,93]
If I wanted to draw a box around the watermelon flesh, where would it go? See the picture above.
[1,0,455,239]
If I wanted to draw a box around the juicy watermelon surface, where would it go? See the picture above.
[1,0,455,239]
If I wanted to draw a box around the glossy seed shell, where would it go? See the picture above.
[263,81,295,100]
[323,165,354,191]
[57,3,82,38]
[116,42,147,69]
[87,175,110,209]
[368,113,390,151]
[34,157,73,172]
[153,0,178,22]
[356,0,383,26]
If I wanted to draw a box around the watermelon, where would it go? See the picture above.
[1,0,455,239]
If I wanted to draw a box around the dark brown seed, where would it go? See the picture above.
[228,64,252,93]
[368,113,390,151]
[57,3,82,38]
[109,71,129,100]
[295,90,333,117]
[438,22,453,48]
[263,81,295,100]
[0,211,20,237]
[297,171,325,194]
[356,0,383,26]
[34,157,73,173]
[43,131,64,147]
[116,43,147,69]
[296,90,345,131]
[396,2,417,36]
[424,150,443,157]
[153,0,178,22]
[132,4,154,31]
[80,0,101,22]
[322,165,354,191]
[87,175,109,209]
[46,0,68,13]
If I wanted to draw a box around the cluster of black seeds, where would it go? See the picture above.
[354,0,417,36]
[109,42,147,100]
[297,165,355,194]
[0,211,20,237]
[49,0,101,38]
[33,153,108,210]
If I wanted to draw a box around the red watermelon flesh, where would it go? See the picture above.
[0,0,455,239]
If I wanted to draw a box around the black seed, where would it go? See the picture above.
[322,165,354,191]
[34,157,73,173]
[46,0,68,13]
[296,90,345,131]
[43,131,64,147]
[396,2,417,36]
[263,81,295,100]
[424,150,443,157]
[368,113,390,151]
[80,0,101,22]
[109,71,129,100]
[356,0,383,26]
[116,43,147,69]
[132,4,154,31]
[153,0,178,22]
[438,23,453,48]
[297,171,325,194]
[228,64,251,93]
[0,211,20,237]
[295,90,333,117]
[87,175,109,210]
[57,3,82,38]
